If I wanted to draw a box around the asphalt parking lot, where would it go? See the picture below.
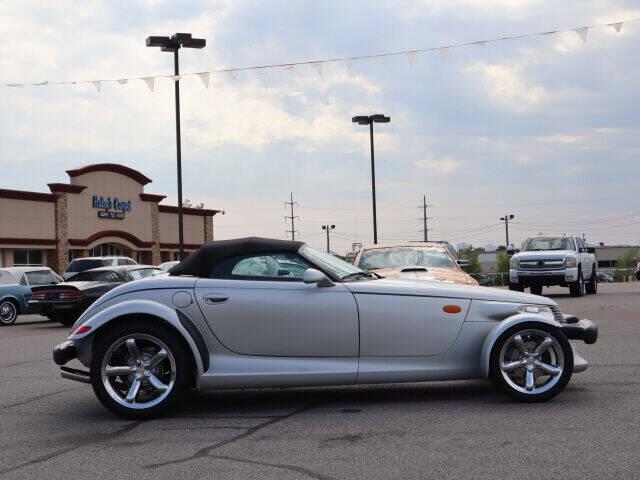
[0,283,638,480]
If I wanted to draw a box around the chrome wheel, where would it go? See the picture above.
[0,301,17,325]
[101,334,176,410]
[499,329,564,395]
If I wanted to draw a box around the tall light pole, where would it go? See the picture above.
[500,214,515,247]
[322,224,335,253]
[146,33,205,260]
[352,114,391,245]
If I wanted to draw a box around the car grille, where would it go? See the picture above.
[518,258,565,271]
[550,305,565,323]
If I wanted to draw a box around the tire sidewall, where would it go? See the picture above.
[570,270,584,297]
[490,322,574,402]
[0,300,18,326]
[90,320,192,419]
[586,267,597,294]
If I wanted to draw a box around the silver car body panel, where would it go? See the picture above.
[66,274,588,391]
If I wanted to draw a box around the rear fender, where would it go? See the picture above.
[69,299,204,375]
[480,313,561,378]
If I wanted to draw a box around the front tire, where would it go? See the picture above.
[509,283,524,292]
[569,270,584,297]
[0,300,18,326]
[90,321,192,419]
[490,323,573,402]
[585,267,597,294]
[529,285,543,296]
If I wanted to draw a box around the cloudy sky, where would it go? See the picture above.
[1,0,639,253]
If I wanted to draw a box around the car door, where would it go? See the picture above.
[195,253,359,357]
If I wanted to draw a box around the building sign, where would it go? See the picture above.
[92,195,132,220]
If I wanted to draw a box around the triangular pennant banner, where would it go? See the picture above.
[406,52,417,66]
[282,65,294,71]
[91,81,101,92]
[610,22,623,33]
[344,59,353,72]
[117,79,128,85]
[142,77,155,92]
[197,72,209,88]
[33,81,49,86]
[574,27,589,42]
[439,47,449,59]
[542,31,557,36]
[311,62,323,76]
[226,71,237,80]
[170,75,182,82]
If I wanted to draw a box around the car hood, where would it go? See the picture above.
[371,267,477,285]
[345,277,556,305]
[514,250,575,260]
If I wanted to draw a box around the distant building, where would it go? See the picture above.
[478,252,499,273]
[593,245,639,268]
[484,243,497,253]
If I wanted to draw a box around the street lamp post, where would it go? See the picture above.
[500,214,515,247]
[322,224,335,253]
[352,114,390,245]
[146,33,205,260]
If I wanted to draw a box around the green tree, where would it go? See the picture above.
[182,199,205,209]
[497,252,510,273]
[457,246,482,274]
[616,248,639,268]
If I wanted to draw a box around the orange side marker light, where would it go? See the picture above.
[443,305,462,314]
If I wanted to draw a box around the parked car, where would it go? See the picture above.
[0,267,62,325]
[31,265,161,327]
[508,235,597,297]
[64,256,137,280]
[52,237,598,419]
[158,261,179,272]
[353,243,479,285]
[596,271,614,283]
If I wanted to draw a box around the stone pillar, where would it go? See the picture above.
[204,215,213,242]
[150,202,161,265]
[55,193,69,274]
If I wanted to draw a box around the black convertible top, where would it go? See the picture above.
[169,237,304,277]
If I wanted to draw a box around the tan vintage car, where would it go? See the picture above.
[353,242,479,286]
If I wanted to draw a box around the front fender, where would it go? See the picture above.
[69,299,204,375]
[480,313,561,378]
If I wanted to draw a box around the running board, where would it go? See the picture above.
[60,366,91,384]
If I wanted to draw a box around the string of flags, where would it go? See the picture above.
[2,19,634,92]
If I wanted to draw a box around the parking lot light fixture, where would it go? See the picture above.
[146,33,206,260]
[352,114,391,244]
[500,214,515,247]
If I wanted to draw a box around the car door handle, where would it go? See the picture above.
[203,294,229,305]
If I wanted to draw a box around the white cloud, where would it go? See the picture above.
[414,156,461,173]
[537,134,584,144]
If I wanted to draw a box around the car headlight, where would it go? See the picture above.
[564,256,577,268]
[518,304,555,321]
[510,257,518,269]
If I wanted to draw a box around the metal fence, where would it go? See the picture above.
[471,269,638,287]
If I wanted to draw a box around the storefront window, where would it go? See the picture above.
[91,243,124,257]
[14,249,44,266]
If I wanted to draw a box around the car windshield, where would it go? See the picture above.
[522,237,574,251]
[359,247,457,270]
[300,245,372,281]
[25,270,57,286]
[70,270,123,282]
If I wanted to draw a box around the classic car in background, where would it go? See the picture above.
[31,265,161,327]
[353,242,478,285]
[53,237,597,419]
[0,267,62,325]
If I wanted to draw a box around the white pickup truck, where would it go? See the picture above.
[508,235,597,297]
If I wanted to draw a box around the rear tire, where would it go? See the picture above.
[90,320,193,419]
[490,323,573,402]
[0,300,18,326]
[509,284,524,292]
[529,285,543,296]
[585,267,597,294]
[569,270,584,297]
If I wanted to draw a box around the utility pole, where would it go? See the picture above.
[284,193,299,241]
[500,214,515,247]
[419,195,432,242]
[322,225,335,253]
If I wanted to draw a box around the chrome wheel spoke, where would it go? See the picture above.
[126,338,142,362]
[535,361,561,376]
[534,337,553,356]
[501,360,526,372]
[513,335,528,354]
[105,365,135,377]
[147,373,168,392]
[525,368,535,391]
[125,376,141,403]
[146,349,168,368]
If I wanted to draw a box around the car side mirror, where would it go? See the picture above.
[303,268,334,287]
[457,259,472,271]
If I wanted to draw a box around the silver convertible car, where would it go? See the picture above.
[53,237,598,419]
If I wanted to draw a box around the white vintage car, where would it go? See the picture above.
[53,237,598,419]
